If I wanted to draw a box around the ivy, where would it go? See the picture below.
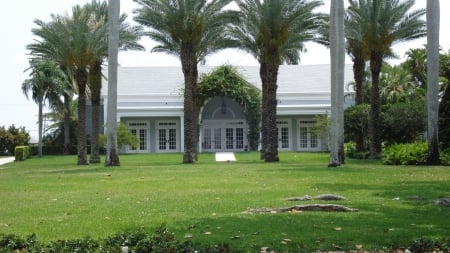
[198,65,261,150]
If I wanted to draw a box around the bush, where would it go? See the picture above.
[344,104,370,151]
[0,225,229,253]
[345,142,370,159]
[381,101,425,145]
[14,146,30,161]
[441,148,450,166]
[0,125,30,156]
[382,142,428,165]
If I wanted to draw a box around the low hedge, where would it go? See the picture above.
[0,225,229,253]
[14,146,30,161]
[0,228,449,253]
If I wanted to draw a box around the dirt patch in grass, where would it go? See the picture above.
[243,204,359,214]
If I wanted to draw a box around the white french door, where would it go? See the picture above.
[277,120,292,151]
[156,120,179,152]
[201,120,246,152]
[127,121,149,153]
[298,120,321,151]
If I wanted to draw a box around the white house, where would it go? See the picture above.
[101,65,354,153]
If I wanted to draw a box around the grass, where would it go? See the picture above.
[0,152,449,252]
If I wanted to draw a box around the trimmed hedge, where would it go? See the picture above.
[14,146,30,161]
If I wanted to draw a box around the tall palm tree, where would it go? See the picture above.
[329,0,345,166]
[345,6,369,106]
[22,59,67,157]
[28,5,103,165]
[105,0,121,166]
[82,0,143,164]
[134,0,237,163]
[346,0,426,159]
[426,0,440,164]
[231,0,327,162]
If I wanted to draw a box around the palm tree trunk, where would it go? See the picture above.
[89,61,102,163]
[354,56,366,105]
[259,62,268,160]
[63,93,71,155]
[261,61,280,162]
[76,68,88,165]
[329,0,345,166]
[181,42,198,164]
[38,101,43,158]
[105,0,120,166]
[369,53,383,159]
[426,0,440,165]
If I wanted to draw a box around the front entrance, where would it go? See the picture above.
[201,120,247,152]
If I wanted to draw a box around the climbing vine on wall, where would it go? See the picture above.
[197,65,261,151]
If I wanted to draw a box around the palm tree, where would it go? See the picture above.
[134,0,237,163]
[345,6,369,106]
[28,5,103,165]
[426,0,440,164]
[379,64,417,103]
[231,0,327,162]
[405,48,427,87]
[82,0,143,164]
[22,59,67,157]
[105,0,121,166]
[346,0,426,159]
[329,0,345,166]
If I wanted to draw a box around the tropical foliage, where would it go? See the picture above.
[22,59,69,157]
[0,125,30,156]
[382,141,428,165]
[27,0,142,165]
[134,0,237,163]
[346,0,426,159]
[230,0,328,162]
[439,51,450,149]
[197,65,261,150]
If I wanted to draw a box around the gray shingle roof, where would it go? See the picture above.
[101,65,354,96]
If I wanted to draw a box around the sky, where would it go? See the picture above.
[0,0,449,141]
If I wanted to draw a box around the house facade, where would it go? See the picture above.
[101,65,354,153]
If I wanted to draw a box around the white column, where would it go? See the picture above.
[180,115,184,152]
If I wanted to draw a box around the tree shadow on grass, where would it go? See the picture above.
[162,179,450,252]
[167,203,449,253]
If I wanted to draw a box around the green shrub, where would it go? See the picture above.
[14,146,30,161]
[345,142,370,159]
[0,225,229,252]
[382,142,428,165]
[441,148,450,165]
[14,147,24,161]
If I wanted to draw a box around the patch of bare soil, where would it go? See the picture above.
[243,204,358,214]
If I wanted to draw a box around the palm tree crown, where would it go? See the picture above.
[134,0,237,163]
[232,0,327,64]
[230,0,327,162]
[346,0,426,159]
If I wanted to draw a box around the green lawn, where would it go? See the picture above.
[0,152,449,252]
